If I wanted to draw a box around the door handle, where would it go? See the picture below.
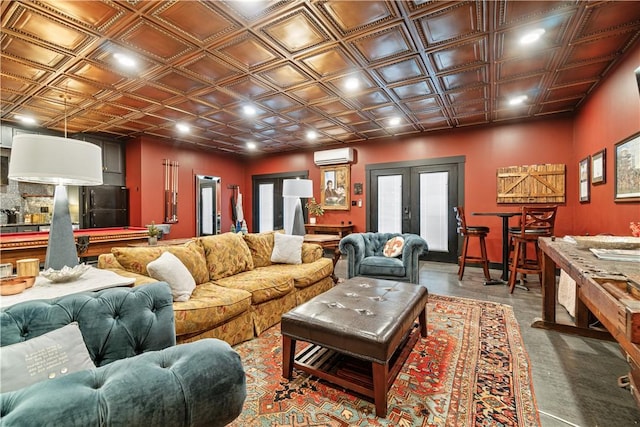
[404,206,411,220]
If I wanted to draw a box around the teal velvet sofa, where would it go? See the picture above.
[339,232,428,284]
[0,282,246,427]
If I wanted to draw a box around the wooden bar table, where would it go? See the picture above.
[472,211,522,285]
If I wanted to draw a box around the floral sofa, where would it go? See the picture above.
[98,232,334,346]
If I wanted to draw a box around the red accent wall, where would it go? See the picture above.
[126,136,245,238]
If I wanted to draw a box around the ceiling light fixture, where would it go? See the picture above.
[345,77,360,91]
[176,123,190,133]
[388,117,401,126]
[246,141,257,150]
[113,53,136,68]
[306,130,317,141]
[520,28,545,45]
[509,95,528,106]
[15,114,36,125]
[243,105,256,116]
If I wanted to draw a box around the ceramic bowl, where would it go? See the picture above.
[0,277,27,295]
[41,264,90,283]
[14,275,36,288]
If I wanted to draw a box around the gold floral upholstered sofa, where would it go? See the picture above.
[98,231,334,346]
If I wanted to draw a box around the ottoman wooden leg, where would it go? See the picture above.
[282,335,296,379]
[372,362,389,417]
[418,305,428,337]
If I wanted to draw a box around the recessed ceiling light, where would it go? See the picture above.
[176,123,190,133]
[14,114,36,125]
[306,130,317,140]
[243,105,256,116]
[345,77,360,91]
[520,28,545,45]
[246,141,257,150]
[113,53,136,68]
[388,117,401,126]
[508,95,528,106]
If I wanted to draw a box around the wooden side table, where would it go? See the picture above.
[304,223,353,238]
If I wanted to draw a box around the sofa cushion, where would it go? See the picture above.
[197,233,254,280]
[147,252,196,302]
[301,243,323,263]
[243,231,275,267]
[259,257,333,288]
[215,269,294,305]
[111,241,208,284]
[271,233,303,264]
[359,255,406,277]
[0,322,94,393]
[173,282,252,337]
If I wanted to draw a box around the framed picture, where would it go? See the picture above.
[579,156,590,203]
[320,165,350,210]
[591,149,606,184]
[615,131,640,202]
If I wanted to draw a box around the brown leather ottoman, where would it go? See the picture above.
[281,276,428,417]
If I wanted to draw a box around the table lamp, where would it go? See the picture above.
[8,134,103,270]
[282,179,313,236]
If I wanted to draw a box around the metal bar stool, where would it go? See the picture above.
[454,206,491,281]
[507,205,558,293]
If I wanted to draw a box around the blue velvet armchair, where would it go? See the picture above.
[0,282,246,427]
[339,232,428,284]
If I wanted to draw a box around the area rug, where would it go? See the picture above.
[229,294,540,427]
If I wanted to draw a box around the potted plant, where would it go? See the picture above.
[147,221,160,245]
[305,198,324,224]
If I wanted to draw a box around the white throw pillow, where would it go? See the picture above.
[0,322,95,393]
[147,251,196,302]
[271,233,304,265]
[383,236,405,258]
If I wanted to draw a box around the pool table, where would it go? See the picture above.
[0,227,149,269]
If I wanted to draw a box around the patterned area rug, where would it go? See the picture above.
[229,294,540,427]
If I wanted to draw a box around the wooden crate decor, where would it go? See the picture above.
[497,164,565,204]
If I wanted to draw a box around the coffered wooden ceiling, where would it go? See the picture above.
[2,1,640,155]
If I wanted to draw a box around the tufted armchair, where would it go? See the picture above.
[339,232,428,284]
[0,282,246,427]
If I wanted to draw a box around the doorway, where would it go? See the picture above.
[366,156,464,263]
[252,171,308,232]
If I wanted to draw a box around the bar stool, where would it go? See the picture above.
[508,205,558,293]
[454,206,491,281]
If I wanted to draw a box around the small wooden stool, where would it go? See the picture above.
[454,206,491,281]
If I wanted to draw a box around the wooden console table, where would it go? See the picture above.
[536,237,640,404]
[305,223,353,237]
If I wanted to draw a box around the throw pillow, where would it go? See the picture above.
[271,233,304,264]
[243,231,275,267]
[383,236,405,258]
[147,251,196,302]
[0,322,95,393]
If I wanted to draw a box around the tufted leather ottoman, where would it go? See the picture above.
[281,276,428,417]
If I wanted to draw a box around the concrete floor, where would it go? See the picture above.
[333,259,640,427]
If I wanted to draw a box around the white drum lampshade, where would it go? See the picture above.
[8,134,103,269]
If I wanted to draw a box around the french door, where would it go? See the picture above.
[252,171,308,232]
[367,156,464,263]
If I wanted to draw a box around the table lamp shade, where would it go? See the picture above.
[282,179,313,198]
[8,135,103,186]
[8,134,103,270]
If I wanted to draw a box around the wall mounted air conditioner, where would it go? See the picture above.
[313,147,355,166]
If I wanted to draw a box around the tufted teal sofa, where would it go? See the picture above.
[0,282,246,427]
[339,232,428,284]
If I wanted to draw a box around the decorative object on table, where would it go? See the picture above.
[614,131,640,202]
[41,264,91,283]
[579,155,590,203]
[0,263,13,279]
[496,163,565,204]
[147,221,160,245]
[282,179,313,236]
[319,165,350,210]
[14,275,36,289]
[305,197,324,224]
[589,248,640,262]
[163,158,179,223]
[8,133,102,270]
[591,148,606,184]
[0,277,27,295]
[16,258,39,278]
[571,235,640,250]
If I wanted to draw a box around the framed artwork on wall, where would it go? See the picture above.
[614,132,640,202]
[579,156,590,203]
[319,165,350,210]
[591,149,606,185]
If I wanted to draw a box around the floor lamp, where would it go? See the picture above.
[8,134,103,270]
[282,179,313,236]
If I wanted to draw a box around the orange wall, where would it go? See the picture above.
[572,42,640,235]
[126,136,245,237]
